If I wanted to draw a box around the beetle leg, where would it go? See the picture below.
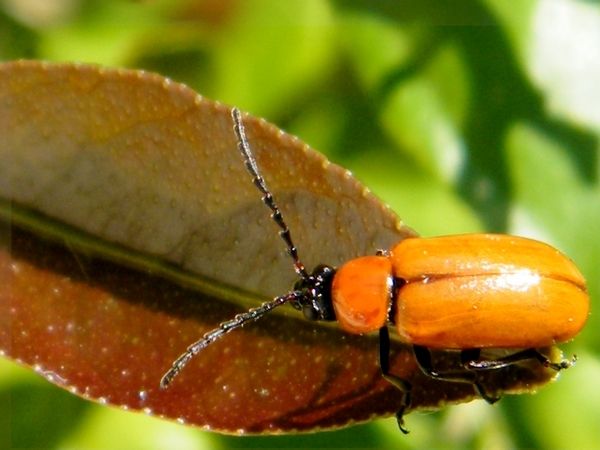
[464,348,575,372]
[379,327,411,434]
[413,345,500,404]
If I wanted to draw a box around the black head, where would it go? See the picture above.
[291,264,337,322]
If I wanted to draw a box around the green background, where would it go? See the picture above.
[1,0,599,448]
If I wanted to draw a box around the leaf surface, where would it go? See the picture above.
[0,60,556,433]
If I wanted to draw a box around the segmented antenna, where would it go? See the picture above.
[160,108,309,388]
[231,107,308,280]
[160,291,300,388]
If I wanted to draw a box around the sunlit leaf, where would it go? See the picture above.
[529,0,600,130]
[505,122,600,348]
[338,12,413,91]
[379,43,468,185]
[211,0,334,118]
[490,0,600,130]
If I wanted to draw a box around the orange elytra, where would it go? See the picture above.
[332,234,589,349]
[161,107,590,433]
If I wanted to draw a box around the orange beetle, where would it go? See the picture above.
[333,233,588,349]
[161,108,590,433]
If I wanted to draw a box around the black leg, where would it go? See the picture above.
[412,345,574,406]
[464,348,575,372]
[413,345,500,404]
[379,327,411,434]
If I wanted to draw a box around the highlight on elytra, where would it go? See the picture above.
[160,107,589,433]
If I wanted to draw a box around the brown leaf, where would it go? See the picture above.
[0,60,556,433]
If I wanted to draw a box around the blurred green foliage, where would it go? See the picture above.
[1,0,599,448]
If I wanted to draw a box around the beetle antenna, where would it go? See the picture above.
[160,291,300,388]
[160,109,311,388]
[231,107,309,280]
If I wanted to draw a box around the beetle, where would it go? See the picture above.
[160,107,589,432]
